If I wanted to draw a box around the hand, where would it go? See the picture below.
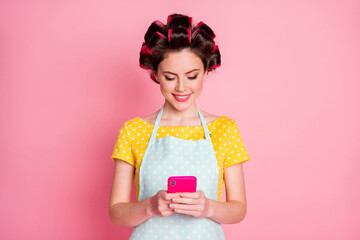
[169,190,211,218]
[149,190,181,217]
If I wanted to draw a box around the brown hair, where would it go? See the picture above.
[139,14,221,83]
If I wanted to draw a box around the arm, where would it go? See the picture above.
[170,162,247,224]
[109,159,179,227]
[208,162,247,223]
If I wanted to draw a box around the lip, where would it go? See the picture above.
[172,93,191,102]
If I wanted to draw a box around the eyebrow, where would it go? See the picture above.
[162,69,200,75]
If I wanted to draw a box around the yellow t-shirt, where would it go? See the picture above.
[111,116,250,201]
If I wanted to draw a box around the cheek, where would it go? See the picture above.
[191,81,204,93]
[159,82,173,95]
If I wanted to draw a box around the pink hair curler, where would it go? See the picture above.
[139,63,150,70]
[194,21,204,28]
[168,29,173,43]
[209,63,221,69]
[140,44,153,55]
[188,17,193,27]
[153,20,165,28]
[155,31,167,40]
[187,29,191,43]
[167,15,173,25]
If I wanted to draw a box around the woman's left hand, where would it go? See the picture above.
[169,190,212,218]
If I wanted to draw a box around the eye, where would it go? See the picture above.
[164,76,175,81]
[188,75,198,80]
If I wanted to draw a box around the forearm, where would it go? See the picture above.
[207,199,246,224]
[109,197,153,227]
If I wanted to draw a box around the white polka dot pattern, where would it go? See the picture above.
[129,105,225,239]
[111,114,250,201]
[139,137,218,201]
[131,216,225,240]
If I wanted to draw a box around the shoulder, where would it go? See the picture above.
[201,110,236,126]
[121,117,151,131]
[207,115,240,139]
[141,111,159,125]
[217,116,236,125]
[117,117,153,141]
[122,117,141,127]
[200,110,220,124]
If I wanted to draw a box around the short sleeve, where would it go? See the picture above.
[224,121,250,167]
[110,122,135,165]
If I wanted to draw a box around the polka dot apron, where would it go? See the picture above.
[129,105,226,240]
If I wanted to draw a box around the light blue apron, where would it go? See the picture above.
[129,105,225,240]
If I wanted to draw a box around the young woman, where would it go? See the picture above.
[109,14,250,239]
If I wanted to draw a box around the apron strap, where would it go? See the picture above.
[196,105,212,141]
[148,104,212,147]
[148,105,164,146]
[142,105,164,163]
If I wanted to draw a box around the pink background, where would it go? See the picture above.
[1,0,359,239]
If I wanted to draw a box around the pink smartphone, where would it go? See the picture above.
[167,176,197,193]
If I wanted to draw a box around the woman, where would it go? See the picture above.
[109,13,250,239]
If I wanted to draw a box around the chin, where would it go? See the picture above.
[167,99,195,112]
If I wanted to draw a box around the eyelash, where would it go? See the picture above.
[188,75,198,80]
[164,75,198,81]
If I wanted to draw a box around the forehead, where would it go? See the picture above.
[158,49,203,73]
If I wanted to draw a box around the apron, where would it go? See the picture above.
[129,105,226,240]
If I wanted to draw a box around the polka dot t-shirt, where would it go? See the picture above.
[111,116,250,201]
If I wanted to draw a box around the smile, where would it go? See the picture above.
[172,94,191,102]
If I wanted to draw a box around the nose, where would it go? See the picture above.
[175,77,186,92]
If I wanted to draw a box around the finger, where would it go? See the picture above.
[159,210,174,217]
[159,190,168,198]
[158,205,175,216]
[162,205,175,212]
[158,190,169,199]
[170,203,201,211]
[156,194,172,204]
[179,192,201,199]
[173,209,199,217]
[171,197,197,204]
[164,192,181,200]
[159,200,172,207]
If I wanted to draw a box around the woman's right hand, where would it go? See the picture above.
[149,190,180,217]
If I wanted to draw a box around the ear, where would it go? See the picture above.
[203,70,208,81]
[152,71,158,81]
[150,70,160,83]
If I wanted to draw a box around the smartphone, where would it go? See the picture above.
[167,176,197,193]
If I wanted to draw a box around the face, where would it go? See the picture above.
[154,48,206,112]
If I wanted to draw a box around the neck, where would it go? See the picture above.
[160,101,200,126]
